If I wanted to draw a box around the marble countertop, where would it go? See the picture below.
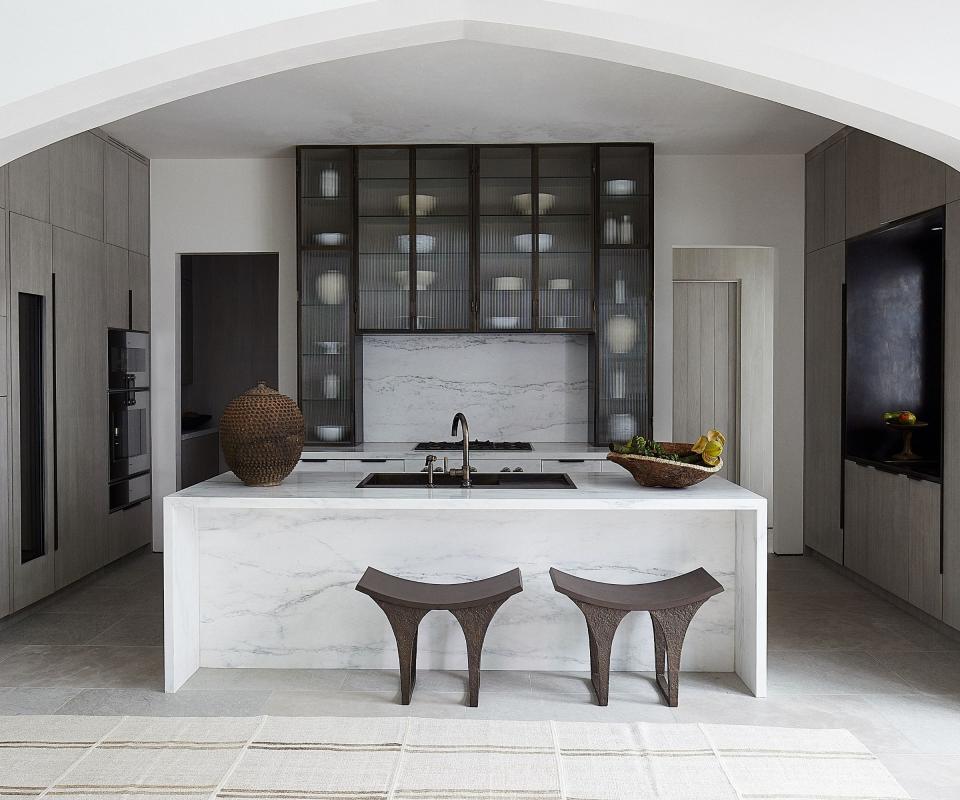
[301,442,612,459]
[167,469,765,511]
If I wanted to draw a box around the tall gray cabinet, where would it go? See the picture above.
[1,131,151,617]
[805,127,953,631]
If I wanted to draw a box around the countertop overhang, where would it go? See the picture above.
[166,470,766,512]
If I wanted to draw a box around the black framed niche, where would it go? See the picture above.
[297,143,653,447]
[845,206,944,480]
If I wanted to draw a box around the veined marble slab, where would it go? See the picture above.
[362,334,589,442]
[164,472,767,697]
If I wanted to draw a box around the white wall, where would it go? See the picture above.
[653,154,805,554]
[150,158,297,548]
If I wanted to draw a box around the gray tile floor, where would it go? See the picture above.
[0,551,958,798]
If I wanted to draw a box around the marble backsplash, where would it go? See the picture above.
[362,334,589,441]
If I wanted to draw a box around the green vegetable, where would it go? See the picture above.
[609,435,682,461]
[610,428,726,467]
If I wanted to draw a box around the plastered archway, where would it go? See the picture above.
[2,1,960,167]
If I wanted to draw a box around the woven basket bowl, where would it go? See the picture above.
[606,442,722,489]
[220,383,305,487]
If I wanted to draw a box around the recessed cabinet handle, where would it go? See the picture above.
[361,459,387,463]
[558,459,585,463]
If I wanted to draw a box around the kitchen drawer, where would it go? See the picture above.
[540,458,603,473]
[473,459,542,474]
[350,458,405,473]
[298,459,346,473]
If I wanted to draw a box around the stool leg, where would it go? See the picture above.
[375,600,428,705]
[573,601,629,707]
[649,599,706,708]
[651,614,667,689]
[450,601,506,708]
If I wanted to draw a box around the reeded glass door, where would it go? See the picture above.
[595,144,653,443]
[358,148,412,331]
[537,145,593,331]
[413,147,472,331]
[299,147,355,444]
[478,147,533,331]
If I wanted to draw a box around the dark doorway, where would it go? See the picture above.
[179,253,279,488]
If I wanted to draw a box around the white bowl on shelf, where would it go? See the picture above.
[544,315,579,328]
[547,278,572,290]
[394,270,437,290]
[606,314,638,353]
[604,179,636,196]
[513,233,553,253]
[396,194,437,216]
[609,413,636,440]
[314,425,346,442]
[493,276,525,291]
[398,234,436,254]
[512,192,556,215]
[316,271,347,305]
[312,232,346,246]
[488,316,521,329]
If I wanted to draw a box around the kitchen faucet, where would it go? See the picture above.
[450,412,471,487]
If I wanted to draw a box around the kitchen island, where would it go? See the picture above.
[164,469,767,695]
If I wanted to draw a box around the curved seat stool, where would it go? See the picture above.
[356,567,523,707]
[550,567,723,707]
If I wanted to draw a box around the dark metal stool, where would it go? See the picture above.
[356,566,522,707]
[550,567,723,707]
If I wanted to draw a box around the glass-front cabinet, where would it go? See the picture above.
[593,144,652,443]
[297,143,653,445]
[298,147,360,445]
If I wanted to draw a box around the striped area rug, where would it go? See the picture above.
[0,715,910,799]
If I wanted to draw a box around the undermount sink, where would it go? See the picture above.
[356,472,577,489]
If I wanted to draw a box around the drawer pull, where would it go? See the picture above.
[557,459,585,463]
[361,459,388,463]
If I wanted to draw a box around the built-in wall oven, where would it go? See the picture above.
[108,330,151,511]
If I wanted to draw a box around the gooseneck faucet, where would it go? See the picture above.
[450,412,471,487]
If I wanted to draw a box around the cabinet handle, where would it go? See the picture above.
[557,459,585,463]
[360,459,387,463]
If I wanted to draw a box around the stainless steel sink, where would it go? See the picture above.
[356,472,577,489]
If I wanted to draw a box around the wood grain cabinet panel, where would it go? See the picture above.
[805,151,825,253]
[947,168,960,204]
[129,252,149,331]
[104,143,129,248]
[9,213,52,293]
[50,133,104,240]
[52,227,108,588]
[804,244,844,563]
[8,147,49,222]
[0,162,8,209]
[907,478,942,619]
[104,244,129,329]
[0,398,9,617]
[843,461,910,600]
[845,130,945,238]
[0,211,7,317]
[128,157,149,255]
[944,201,960,628]
[824,139,846,245]
[107,498,151,563]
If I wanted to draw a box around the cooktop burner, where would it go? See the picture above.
[415,441,533,451]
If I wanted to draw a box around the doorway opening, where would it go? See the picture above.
[178,253,279,489]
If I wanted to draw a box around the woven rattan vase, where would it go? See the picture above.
[220,383,304,487]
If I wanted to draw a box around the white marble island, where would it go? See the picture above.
[164,469,767,696]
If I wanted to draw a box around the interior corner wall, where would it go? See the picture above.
[653,154,805,554]
[150,158,297,550]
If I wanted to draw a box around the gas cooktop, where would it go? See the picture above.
[414,441,533,451]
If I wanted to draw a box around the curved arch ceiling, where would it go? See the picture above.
[2,0,960,167]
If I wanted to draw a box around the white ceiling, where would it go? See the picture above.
[103,40,841,158]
